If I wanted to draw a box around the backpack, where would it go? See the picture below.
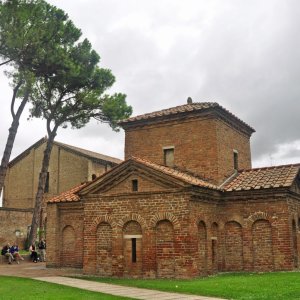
[1,247,7,255]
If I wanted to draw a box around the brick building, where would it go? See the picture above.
[47,101,300,278]
[0,137,121,247]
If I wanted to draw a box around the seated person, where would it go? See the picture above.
[29,244,38,262]
[10,243,24,264]
[1,243,14,264]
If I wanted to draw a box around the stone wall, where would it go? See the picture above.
[0,208,32,249]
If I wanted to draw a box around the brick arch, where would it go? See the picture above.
[252,218,274,271]
[117,213,147,230]
[211,222,219,272]
[156,219,175,278]
[61,225,76,267]
[246,211,274,227]
[86,215,118,234]
[96,222,113,276]
[61,224,75,234]
[224,221,243,271]
[221,216,244,229]
[198,220,208,275]
[122,220,143,277]
[149,212,180,229]
[192,216,209,228]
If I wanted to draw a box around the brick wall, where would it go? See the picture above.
[124,116,251,185]
[216,120,251,182]
[46,203,83,269]
[189,191,295,274]
[48,184,300,278]
[80,190,193,278]
[101,173,171,195]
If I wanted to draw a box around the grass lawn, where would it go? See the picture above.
[0,276,131,300]
[76,271,300,300]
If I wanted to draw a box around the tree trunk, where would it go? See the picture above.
[28,129,57,245]
[0,89,29,198]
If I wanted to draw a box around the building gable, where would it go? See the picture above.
[79,160,188,196]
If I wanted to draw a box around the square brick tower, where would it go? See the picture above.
[120,99,255,185]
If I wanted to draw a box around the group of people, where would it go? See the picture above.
[29,239,46,263]
[1,239,46,264]
[1,243,24,264]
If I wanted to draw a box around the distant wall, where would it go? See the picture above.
[0,208,33,249]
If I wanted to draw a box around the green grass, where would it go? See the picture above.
[0,276,131,300]
[75,271,300,300]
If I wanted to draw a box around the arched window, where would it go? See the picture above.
[123,221,142,276]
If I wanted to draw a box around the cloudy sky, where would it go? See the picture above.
[1,0,300,168]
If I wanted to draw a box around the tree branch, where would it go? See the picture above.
[0,58,13,66]
[10,80,23,119]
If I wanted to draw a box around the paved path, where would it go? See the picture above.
[34,276,225,300]
[0,261,225,300]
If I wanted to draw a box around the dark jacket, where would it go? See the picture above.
[1,245,9,256]
[38,240,46,250]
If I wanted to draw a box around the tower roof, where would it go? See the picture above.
[119,102,255,136]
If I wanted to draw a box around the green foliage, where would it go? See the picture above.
[0,0,81,75]
[28,35,132,133]
[0,0,132,131]
[78,272,300,300]
[0,276,129,300]
[100,93,133,131]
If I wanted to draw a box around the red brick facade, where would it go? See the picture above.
[47,102,300,278]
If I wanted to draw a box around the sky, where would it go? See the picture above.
[1,0,300,168]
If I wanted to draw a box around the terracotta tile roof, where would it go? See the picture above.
[131,156,221,190]
[224,164,300,191]
[120,102,255,133]
[48,159,300,204]
[47,182,88,203]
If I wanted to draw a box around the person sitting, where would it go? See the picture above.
[29,244,38,263]
[1,243,14,264]
[10,243,24,264]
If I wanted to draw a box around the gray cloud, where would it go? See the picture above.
[1,0,300,167]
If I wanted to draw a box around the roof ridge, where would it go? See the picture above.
[239,163,300,172]
[119,101,255,134]
[121,102,218,123]
[54,140,122,164]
